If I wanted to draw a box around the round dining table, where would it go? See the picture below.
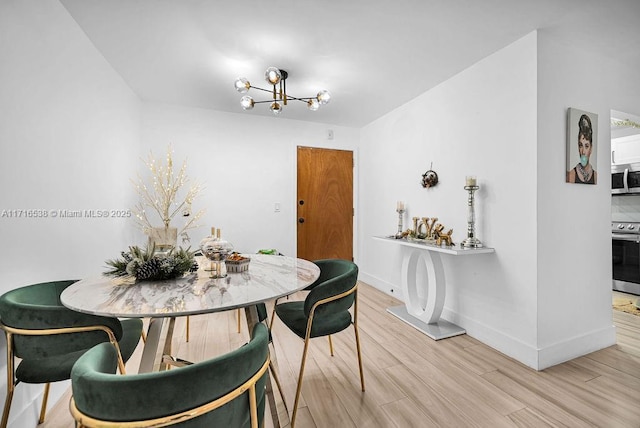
[61,254,320,427]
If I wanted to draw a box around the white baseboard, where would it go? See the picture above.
[359,277,617,371]
[536,324,617,369]
[443,307,617,370]
[441,306,541,369]
[358,272,403,300]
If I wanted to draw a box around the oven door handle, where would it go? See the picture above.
[612,234,640,242]
[624,168,629,192]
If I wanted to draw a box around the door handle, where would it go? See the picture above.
[298,217,305,224]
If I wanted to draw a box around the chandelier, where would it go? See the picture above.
[234,67,331,115]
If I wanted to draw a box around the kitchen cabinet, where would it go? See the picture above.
[612,134,640,165]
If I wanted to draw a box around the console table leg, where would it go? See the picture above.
[387,249,465,340]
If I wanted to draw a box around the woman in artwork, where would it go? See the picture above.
[567,114,597,184]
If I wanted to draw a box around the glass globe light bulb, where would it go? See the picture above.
[317,90,331,105]
[240,95,254,110]
[265,67,281,85]
[234,77,250,93]
[307,98,320,111]
[270,101,282,115]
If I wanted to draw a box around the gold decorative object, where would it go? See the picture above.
[411,217,419,237]
[434,224,454,247]
[415,217,438,240]
[404,216,454,247]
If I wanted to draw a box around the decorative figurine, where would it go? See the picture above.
[434,224,454,246]
[421,162,439,188]
[406,213,453,246]
[422,171,438,188]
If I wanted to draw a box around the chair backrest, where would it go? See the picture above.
[304,259,358,319]
[0,281,125,359]
[70,323,270,427]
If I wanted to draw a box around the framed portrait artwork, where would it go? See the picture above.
[566,107,598,185]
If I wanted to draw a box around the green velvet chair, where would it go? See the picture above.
[0,280,143,428]
[70,322,270,427]
[273,259,365,428]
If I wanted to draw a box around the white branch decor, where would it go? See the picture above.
[132,145,204,236]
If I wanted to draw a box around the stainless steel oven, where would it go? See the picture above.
[612,221,640,295]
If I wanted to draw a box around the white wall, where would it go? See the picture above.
[535,26,640,366]
[140,103,360,256]
[0,3,360,424]
[0,1,141,426]
[2,4,640,426]
[358,32,541,367]
[359,26,640,369]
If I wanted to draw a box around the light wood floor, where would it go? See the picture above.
[42,284,640,428]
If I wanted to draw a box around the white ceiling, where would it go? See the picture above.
[59,0,640,128]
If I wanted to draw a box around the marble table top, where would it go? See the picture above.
[61,254,320,318]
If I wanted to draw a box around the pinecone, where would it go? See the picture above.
[136,257,161,280]
[121,251,133,263]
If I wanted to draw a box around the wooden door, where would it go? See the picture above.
[297,146,353,261]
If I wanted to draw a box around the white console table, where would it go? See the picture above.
[374,236,495,340]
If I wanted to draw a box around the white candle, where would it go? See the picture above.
[397,201,405,211]
[465,176,477,186]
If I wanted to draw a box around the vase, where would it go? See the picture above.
[148,226,178,254]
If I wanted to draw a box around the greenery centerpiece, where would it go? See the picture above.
[105,245,197,281]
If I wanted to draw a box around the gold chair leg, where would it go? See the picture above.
[353,324,365,391]
[2,334,14,428]
[237,309,241,333]
[1,385,13,428]
[328,335,334,356]
[249,384,258,428]
[291,336,311,428]
[354,291,365,391]
[186,316,190,342]
[268,360,289,414]
[38,383,50,424]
